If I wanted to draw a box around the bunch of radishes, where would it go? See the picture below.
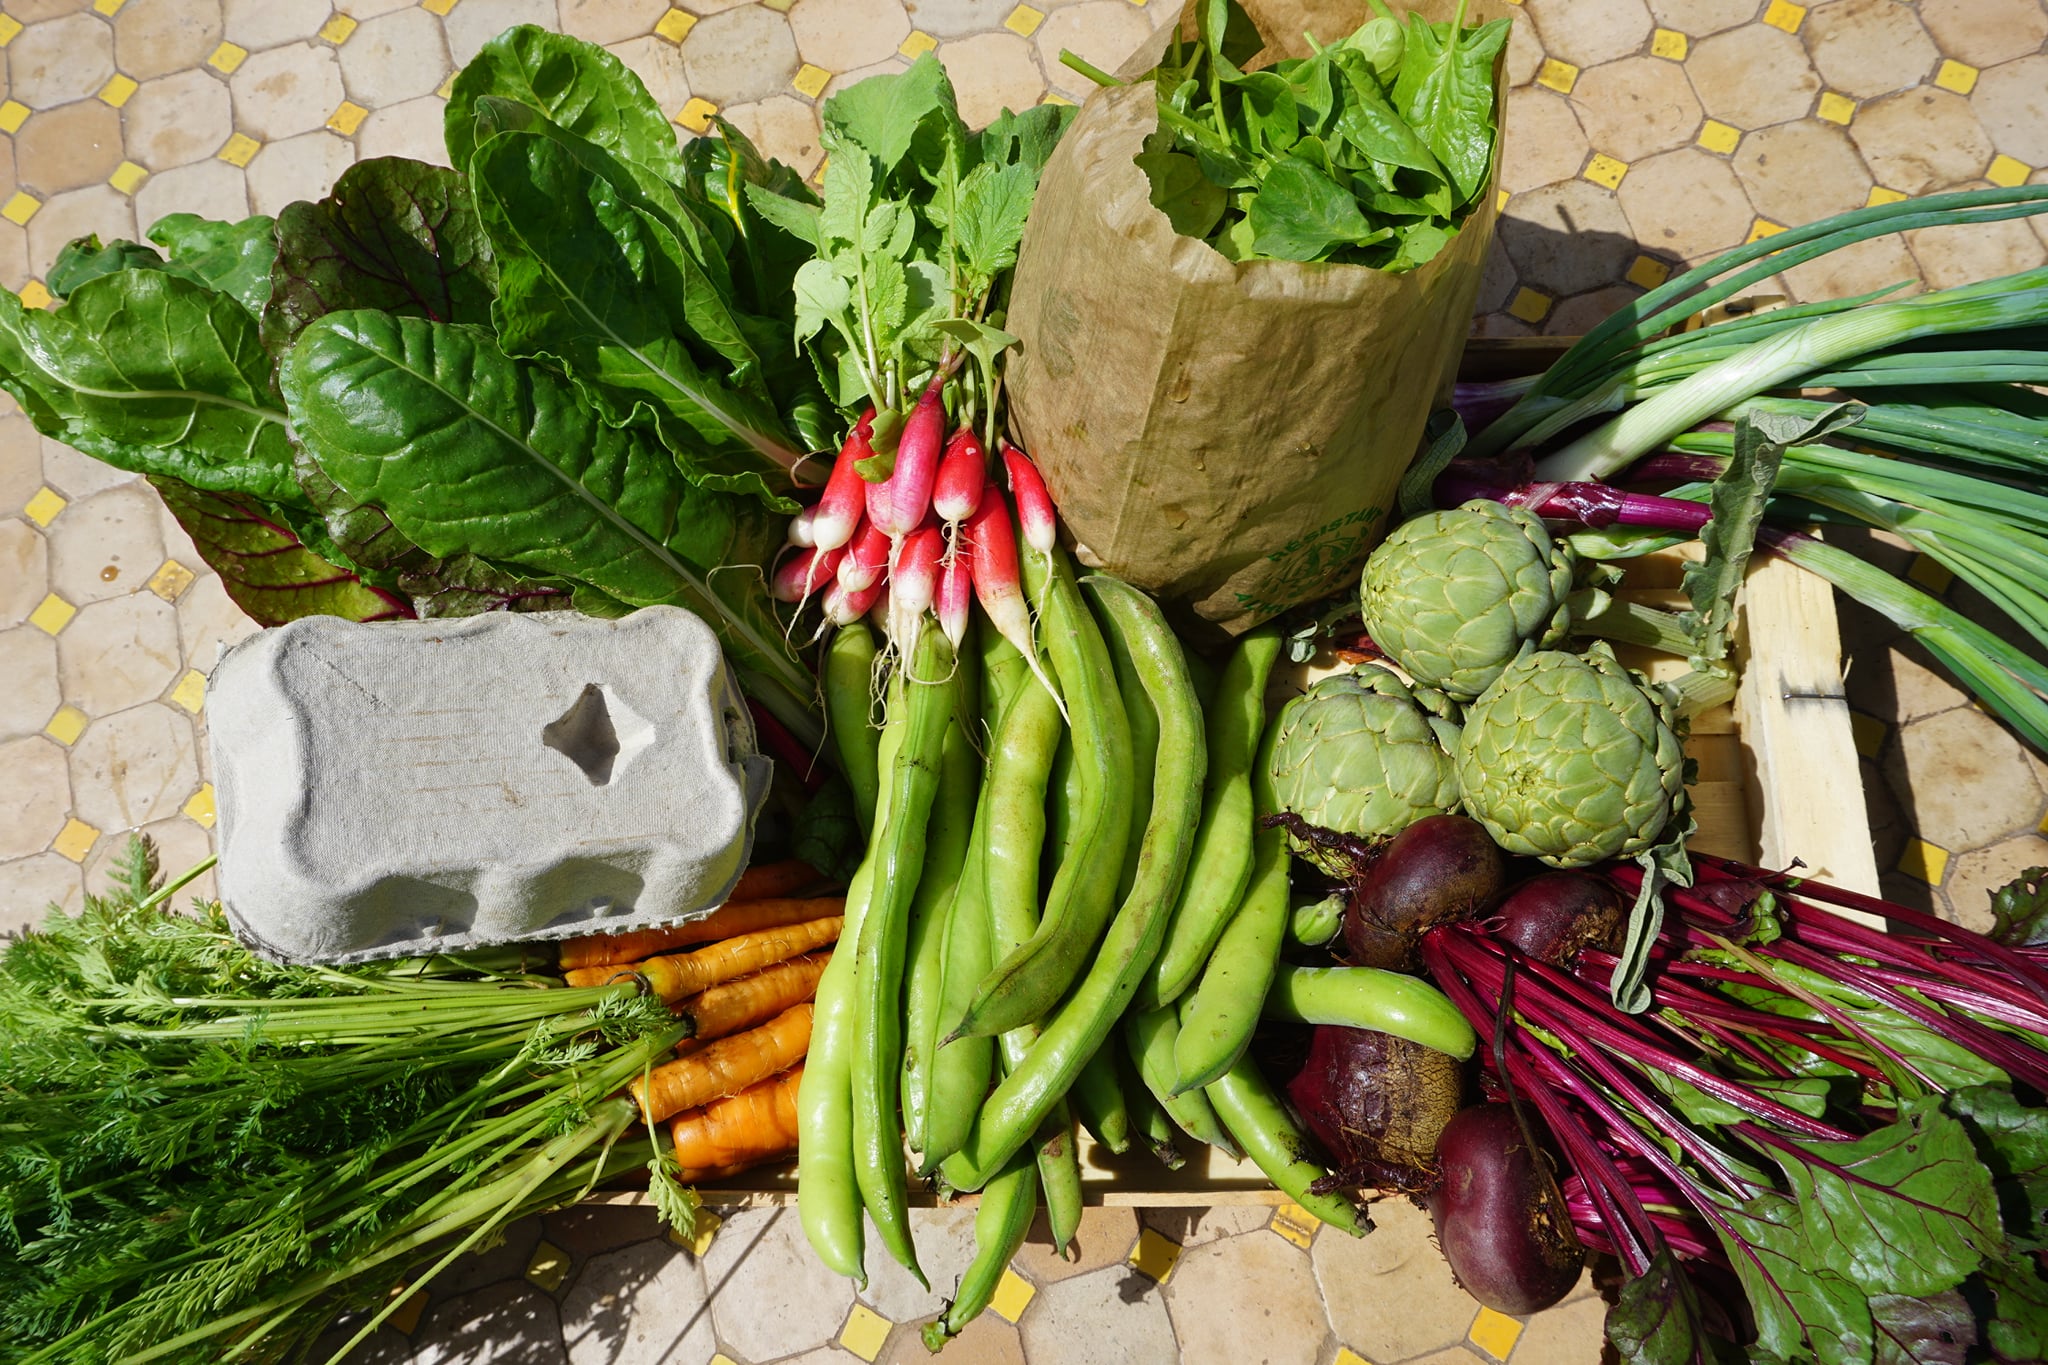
[773,376,1056,667]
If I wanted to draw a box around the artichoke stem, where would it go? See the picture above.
[1569,591,1697,659]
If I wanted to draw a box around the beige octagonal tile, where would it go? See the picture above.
[13,99,125,196]
[823,56,912,102]
[557,0,670,45]
[1013,1205,1139,1283]
[1525,0,1654,69]
[82,812,216,903]
[1141,1205,1280,1250]
[904,0,1027,41]
[558,1239,713,1365]
[1,415,47,519]
[1802,0,1938,101]
[245,130,358,216]
[412,1281,567,1365]
[1849,86,1994,195]
[1037,0,1156,101]
[680,5,802,108]
[1017,1260,1179,1365]
[46,484,168,610]
[68,702,201,835]
[1570,55,1704,163]
[177,571,261,671]
[39,436,137,501]
[1779,230,1920,303]
[1906,211,2048,291]
[698,1208,855,1361]
[2,1,93,24]
[338,6,454,108]
[606,35,694,122]
[721,95,825,177]
[0,733,72,860]
[1506,1281,1609,1365]
[443,0,562,68]
[1970,55,2048,169]
[1474,238,1517,314]
[55,591,184,717]
[1163,1226,1327,1365]
[879,1310,1024,1365]
[0,626,61,742]
[790,0,915,73]
[855,1206,980,1322]
[1915,0,2048,70]
[7,13,116,109]
[0,517,50,628]
[112,0,226,83]
[134,158,253,229]
[334,0,419,17]
[357,96,457,167]
[1499,87,1588,194]
[1887,704,2046,853]
[1547,283,1643,335]
[229,41,348,142]
[1732,119,1873,224]
[1943,834,2048,936]
[1647,0,1760,35]
[1498,177,1636,294]
[124,68,238,173]
[1312,1199,1480,1364]
[221,0,332,51]
[945,30,1047,127]
[25,183,135,275]
[0,223,26,295]
[0,851,85,933]
[1505,14,1543,88]
[1684,25,1822,131]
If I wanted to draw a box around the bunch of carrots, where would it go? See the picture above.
[554,859,845,1184]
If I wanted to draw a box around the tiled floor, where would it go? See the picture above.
[4,0,2048,1361]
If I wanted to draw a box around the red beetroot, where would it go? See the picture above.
[1491,872,1626,968]
[1284,1025,1465,1194]
[1429,1103,1585,1315]
[1344,816,1506,971]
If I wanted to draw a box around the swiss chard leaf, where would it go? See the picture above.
[263,157,498,358]
[468,128,801,503]
[1869,1290,1974,1365]
[444,24,687,185]
[1705,1189,1874,1365]
[148,477,411,625]
[1944,1085,2048,1253]
[147,213,280,317]
[1391,10,1511,208]
[1981,1250,2048,1363]
[1606,1249,1726,1365]
[279,311,814,739]
[1988,866,2048,948]
[0,271,301,504]
[398,554,576,617]
[46,236,174,298]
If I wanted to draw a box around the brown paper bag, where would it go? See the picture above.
[1004,0,1511,637]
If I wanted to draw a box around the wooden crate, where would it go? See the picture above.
[598,339,1881,1210]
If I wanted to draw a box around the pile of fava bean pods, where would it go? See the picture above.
[795,535,1384,1345]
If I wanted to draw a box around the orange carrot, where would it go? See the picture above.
[682,952,830,1045]
[733,858,824,902]
[558,896,844,972]
[669,1064,805,1180]
[632,1003,814,1125]
[563,916,843,998]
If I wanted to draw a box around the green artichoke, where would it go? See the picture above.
[1268,667,1462,873]
[1455,643,1685,868]
[1359,500,1577,701]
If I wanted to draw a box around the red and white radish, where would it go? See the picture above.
[888,522,945,653]
[822,578,884,628]
[964,488,1061,712]
[1000,442,1056,556]
[932,427,987,529]
[837,520,891,596]
[867,376,948,543]
[935,549,972,649]
[787,503,818,549]
[812,409,874,553]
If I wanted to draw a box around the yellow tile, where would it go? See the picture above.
[1333,1351,1376,1365]
[811,154,829,185]
[218,132,261,168]
[1041,92,1074,106]
[838,1305,892,1362]
[1933,58,1978,95]
[1495,187,1509,212]
[1270,1202,1320,1248]
[44,705,88,747]
[1907,553,1954,593]
[1987,154,2033,189]
[18,279,52,310]
[1004,3,1045,36]
[1815,91,1855,126]
[109,160,149,195]
[0,15,21,46]
[1866,185,1907,207]
[1535,57,1578,94]
[1763,0,1805,32]
[184,783,218,830]
[673,1206,721,1256]
[1849,710,1886,760]
[792,63,832,99]
[1127,1227,1180,1284]
[899,29,938,58]
[208,40,249,74]
[1626,254,1671,289]
[421,0,461,14]
[1746,216,1787,244]
[386,1287,427,1336]
[524,1239,570,1293]
[1696,119,1741,154]
[1507,286,1551,324]
[655,7,697,42]
[1650,27,1687,60]
[29,593,75,636]
[170,669,207,715]
[53,818,99,864]
[1583,152,1628,190]
[675,97,719,133]
[759,0,793,12]
[1897,837,1949,886]
[988,1267,1035,1323]
[95,0,128,13]
[327,100,370,135]
[435,70,457,99]
[98,73,140,108]
[320,12,359,44]
[1468,1306,1525,1360]
[3,191,41,226]
[147,559,197,601]
[24,486,67,527]
[0,100,29,134]
[710,1357,741,1365]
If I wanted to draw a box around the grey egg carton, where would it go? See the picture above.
[207,607,771,965]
